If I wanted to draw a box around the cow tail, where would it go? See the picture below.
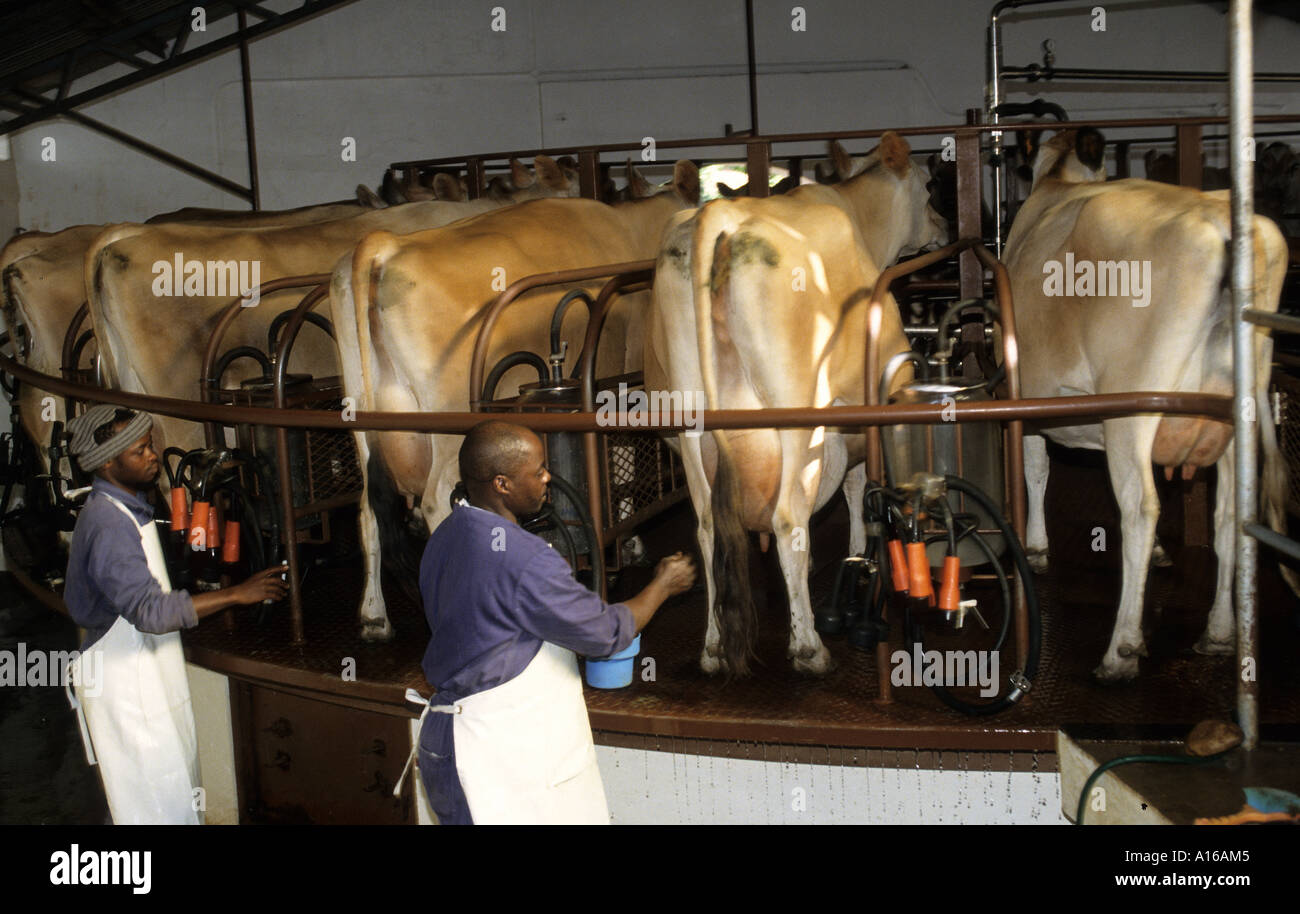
[348,233,424,598]
[695,217,758,676]
[710,436,757,676]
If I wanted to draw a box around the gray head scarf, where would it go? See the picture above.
[67,404,153,472]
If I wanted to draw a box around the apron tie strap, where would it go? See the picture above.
[65,667,97,766]
[393,688,461,798]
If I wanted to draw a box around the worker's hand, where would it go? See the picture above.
[229,566,290,605]
[652,552,696,597]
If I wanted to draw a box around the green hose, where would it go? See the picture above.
[1075,751,1231,825]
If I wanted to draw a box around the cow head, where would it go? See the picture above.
[863,132,948,257]
[1024,128,1107,189]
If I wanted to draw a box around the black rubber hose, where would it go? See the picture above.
[481,351,549,403]
[268,310,334,355]
[544,468,604,594]
[530,503,579,573]
[903,475,1040,716]
[548,289,594,376]
[211,346,272,387]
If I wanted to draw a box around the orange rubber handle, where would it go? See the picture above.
[887,540,909,593]
[221,520,240,563]
[189,502,209,550]
[205,503,221,550]
[938,555,961,611]
[170,487,189,532]
[906,542,933,600]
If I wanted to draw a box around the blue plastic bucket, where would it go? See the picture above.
[585,634,640,689]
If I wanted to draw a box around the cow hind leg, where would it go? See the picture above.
[1095,418,1161,681]
[1024,433,1050,573]
[1195,444,1236,654]
[355,434,393,641]
[843,462,868,557]
[777,430,832,675]
[681,433,722,673]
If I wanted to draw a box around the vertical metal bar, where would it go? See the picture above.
[986,6,1004,256]
[1229,0,1259,751]
[1176,122,1203,189]
[956,129,983,299]
[237,9,261,210]
[746,140,770,197]
[745,0,759,135]
[1114,140,1131,178]
[578,149,601,200]
[466,158,485,199]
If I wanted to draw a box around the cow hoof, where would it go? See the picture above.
[699,649,722,675]
[1151,541,1173,568]
[360,618,394,642]
[1092,657,1140,681]
[1193,633,1234,655]
[1027,549,1049,574]
[790,644,834,675]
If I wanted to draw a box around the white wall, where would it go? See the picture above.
[596,746,1069,824]
[9,0,1300,230]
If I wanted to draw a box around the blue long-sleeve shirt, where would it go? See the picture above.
[64,478,197,650]
[416,502,635,824]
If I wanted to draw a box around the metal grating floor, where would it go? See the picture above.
[182,447,1300,753]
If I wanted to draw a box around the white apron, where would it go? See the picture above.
[65,493,203,825]
[397,640,610,825]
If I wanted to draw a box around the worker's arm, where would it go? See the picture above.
[621,553,696,633]
[516,549,696,657]
[190,567,290,620]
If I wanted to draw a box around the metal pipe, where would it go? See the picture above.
[468,260,655,406]
[0,352,1237,433]
[1244,522,1300,563]
[272,282,332,646]
[390,114,1300,171]
[999,65,1300,84]
[1229,0,1259,751]
[237,9,261,211]
[745,0,758,135]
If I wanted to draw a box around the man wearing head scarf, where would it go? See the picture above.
[62,404,287,824]
[409,420,696,824]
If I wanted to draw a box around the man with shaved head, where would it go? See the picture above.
[414,420,695,824]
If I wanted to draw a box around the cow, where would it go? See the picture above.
[331,160,700,640]
[0,188,475,476]
[1,225,108,472]
[1004,128,1292,681]
[84,157,578,472]
[644,132,947,675]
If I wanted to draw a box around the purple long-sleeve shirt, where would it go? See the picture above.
[416,501,635,824]
[64,478,196,650]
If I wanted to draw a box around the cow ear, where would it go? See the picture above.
[433,172,464,201]
[1076,128,1106,173]
[717,182,741,198]
[672,160,700,205]
[828,140,852,181]
[626,159,651,198]
[510,157,534,189]
[356,185,386,208]
[877,131,912,178]
[814,160,836,184]
[535,155,567,190]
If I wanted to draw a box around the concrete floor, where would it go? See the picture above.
[0,572,107,824]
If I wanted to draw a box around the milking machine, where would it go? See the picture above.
[477,288,605,591]
[816,300,1039,715]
